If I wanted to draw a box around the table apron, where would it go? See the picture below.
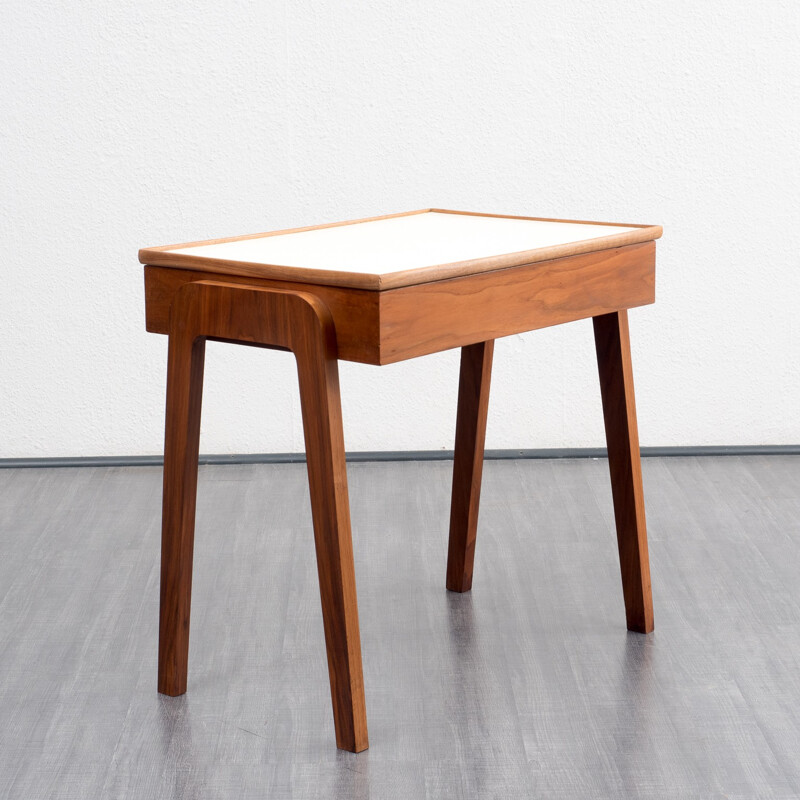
[377,241,655,364]
[144,241,655,366]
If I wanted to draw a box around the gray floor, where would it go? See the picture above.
[0,456,799,799]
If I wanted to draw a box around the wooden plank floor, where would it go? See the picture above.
[0,456,798,799]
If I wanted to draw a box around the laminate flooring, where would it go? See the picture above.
[0,456,798,799]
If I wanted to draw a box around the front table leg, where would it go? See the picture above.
[446,340,495,592]
[593,310,654,633]
[159,330,206,695]
[157,280,368,752]
[296,342,369,753]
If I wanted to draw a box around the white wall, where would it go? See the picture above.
[2,1,798,458]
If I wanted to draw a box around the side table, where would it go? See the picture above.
[140,208,662,752]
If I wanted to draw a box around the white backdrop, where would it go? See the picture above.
[2,1,799,458]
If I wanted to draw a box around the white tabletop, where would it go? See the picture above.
[140,209,661,290]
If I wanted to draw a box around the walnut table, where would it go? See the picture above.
[140,208,662,752]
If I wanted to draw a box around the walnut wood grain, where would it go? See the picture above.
[430,207,659,229]
[378,242,655,364]
[143,208,431,257]
[138,209,661,291]
[145,242,655,367]
[143,217,660,750]
[593,310,654,634]
[158,326,205,698]
[446,341,494,593]
[158,280,368,752]
[144,265,380,364]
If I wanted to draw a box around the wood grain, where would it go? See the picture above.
[141,207,431,255]
[145,242,655,367]
[158,325,205,697]
[430,207,660,229]
[142,219,660,750]
[292,302,370,753]
[138,209,661,291]
[593,310,654,633]
[379,242,655,364]
[446,341,494,593]
[144,265,380,364]
[158,280,368,751]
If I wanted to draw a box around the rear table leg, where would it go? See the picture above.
[446,340,495,593]
[593,310,654,633]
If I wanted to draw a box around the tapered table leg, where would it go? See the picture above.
[296,337,369,752]
[158,331,206,695]
[155,280,369,750]
[593,310,654,633]
[446,340,494,593]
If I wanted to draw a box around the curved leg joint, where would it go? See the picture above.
[159,280,368,751]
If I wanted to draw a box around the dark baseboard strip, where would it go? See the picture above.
[1,445,798,470]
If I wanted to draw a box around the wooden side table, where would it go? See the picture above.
[140,208,662,752]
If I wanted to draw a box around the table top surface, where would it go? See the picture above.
[139,209,661,290]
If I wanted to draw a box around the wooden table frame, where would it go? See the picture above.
[142,210,658,752]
